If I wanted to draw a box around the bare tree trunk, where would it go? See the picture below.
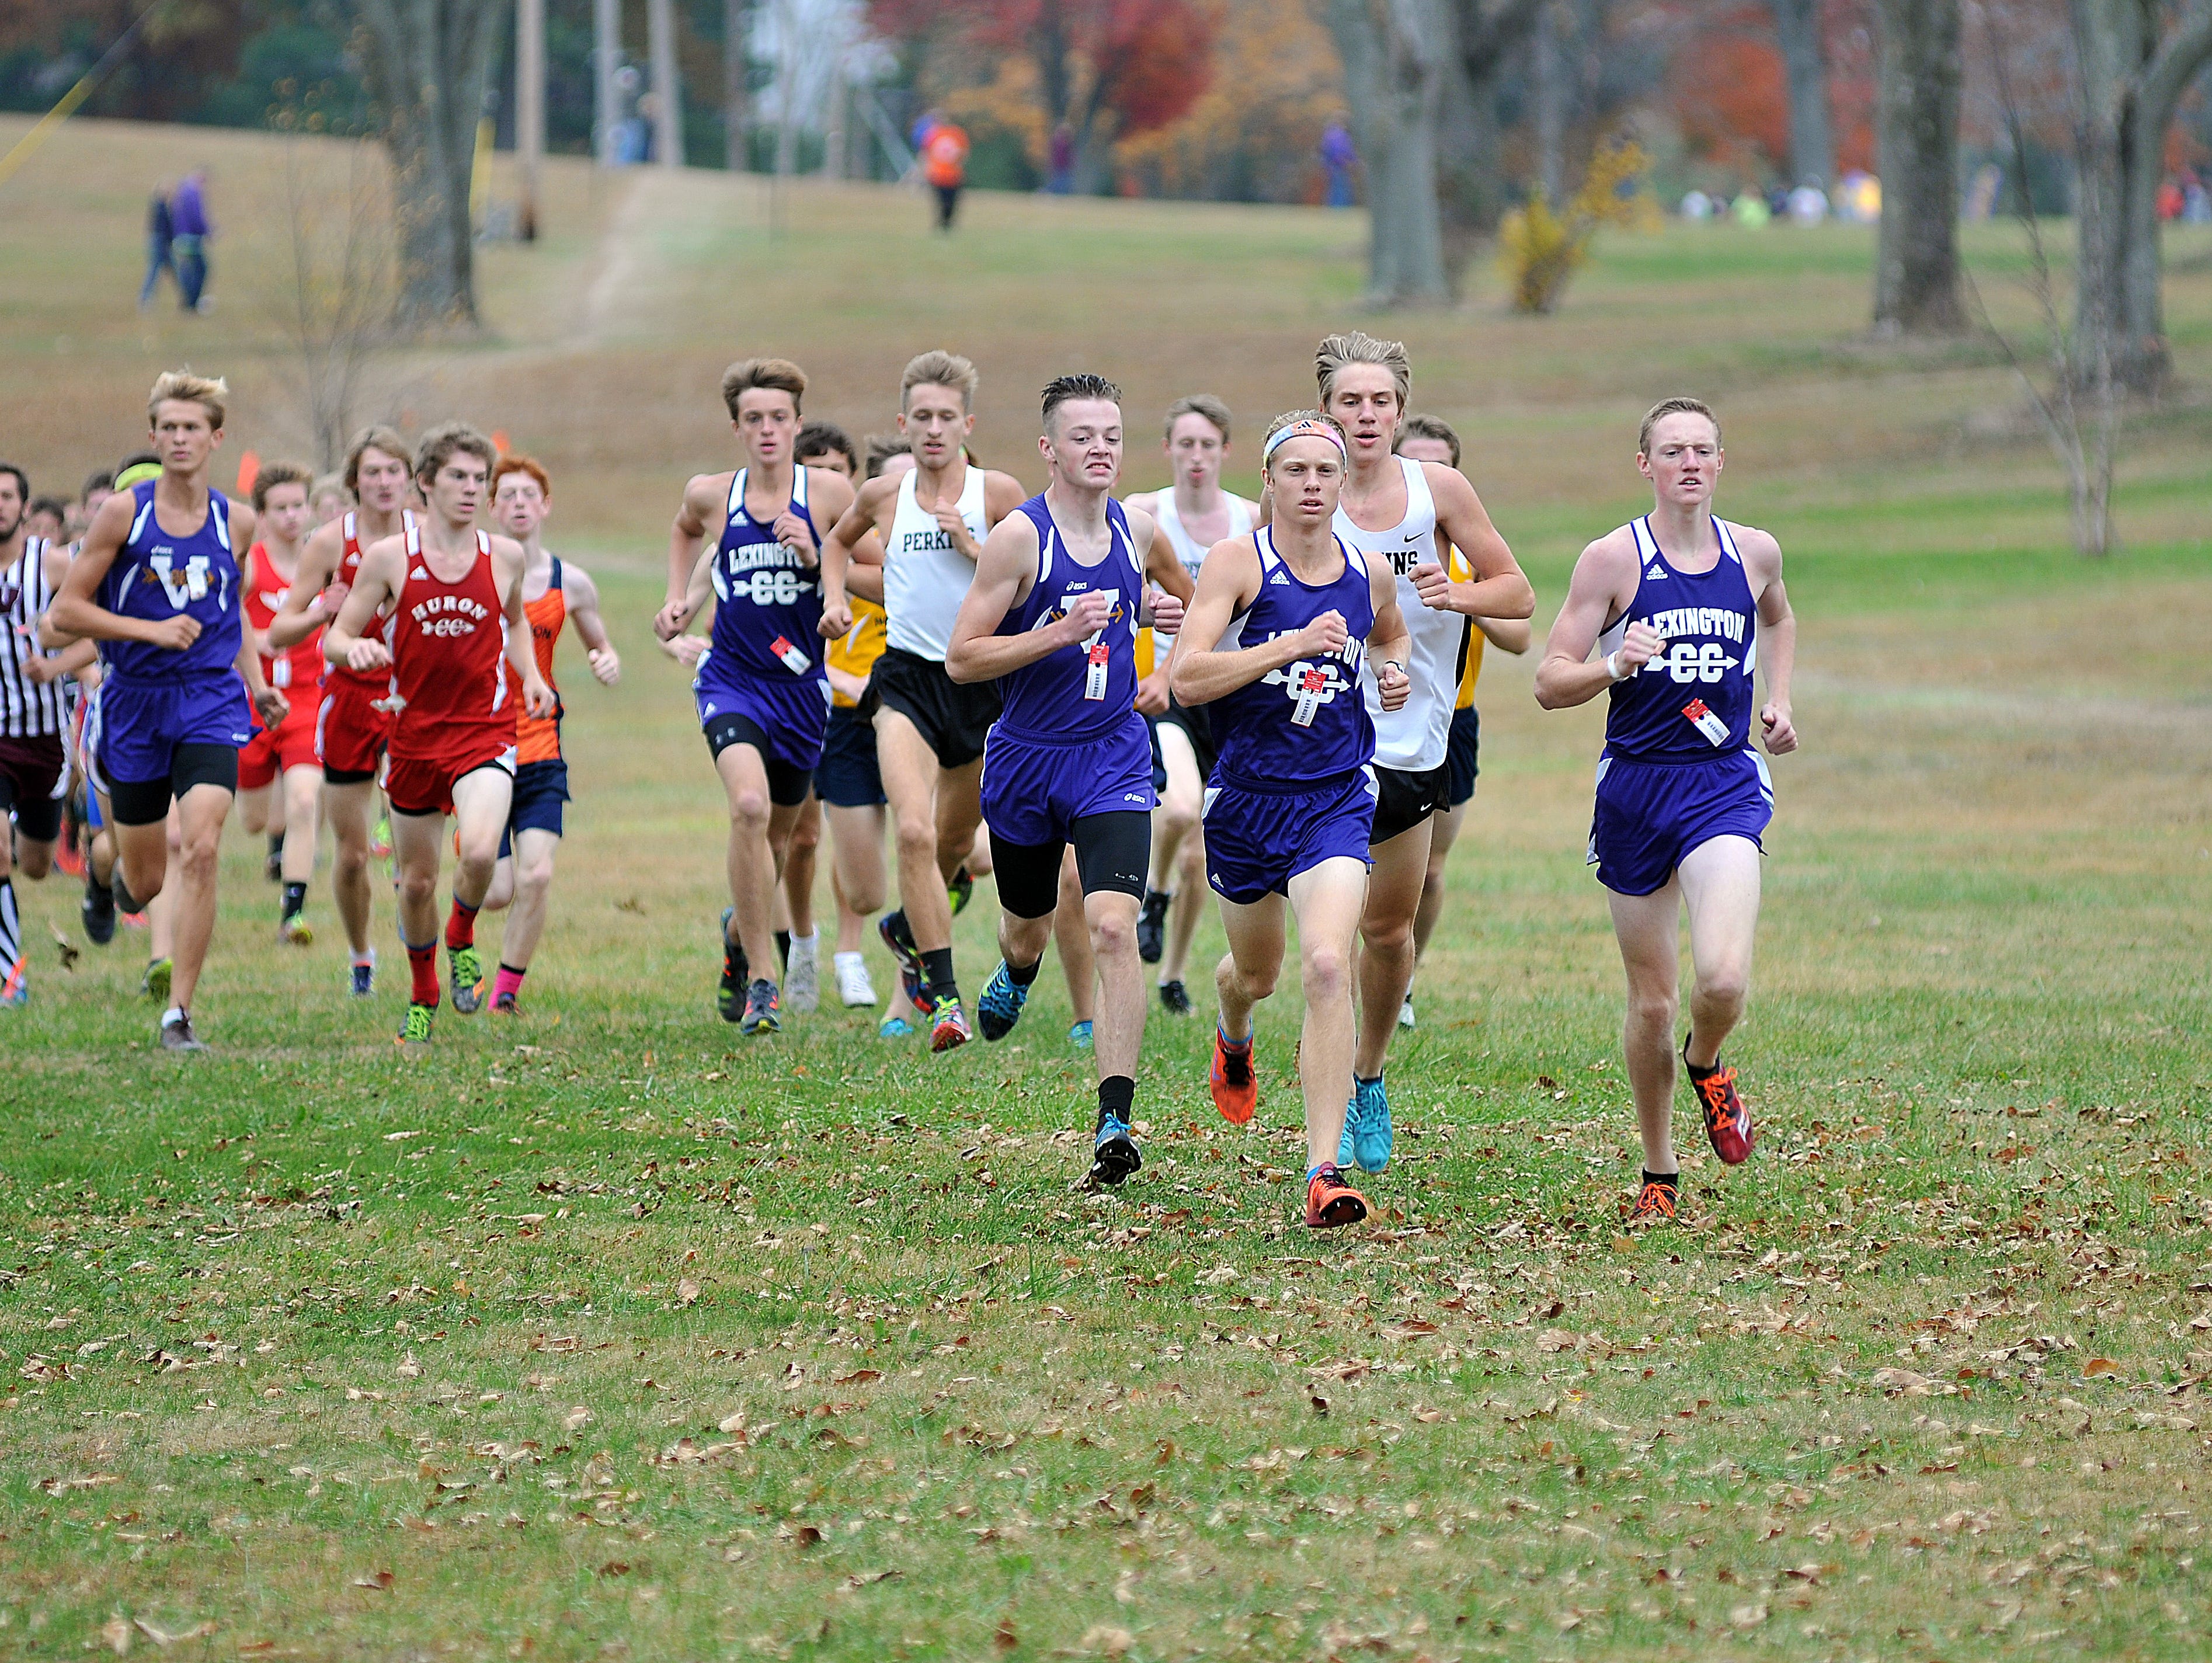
[594,0,621,165]
[1447,0,1545,235]
[649,0,684,167]
[2068,0,2212,396]
[1767,0,1833,187]
[516,0,544,238]
[724,0,749,171]
[1872,0,1965,335]
[1534,0,1565,202]
[359,0,505,328]
[1327,0,1451,306]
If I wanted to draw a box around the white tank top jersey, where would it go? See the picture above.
[1151,490,1255,576]
[884,462,990,662]
[1335,454,1456,774]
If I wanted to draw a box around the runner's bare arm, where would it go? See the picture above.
[267,521,343,650]
[980,472,1029,541]
[1738,524,1797,754]
[1170,537,1333,706]
[559,562,621,686]
[1132,508,1195,615]
[1368,559,1413,712]
[1131,507,1185,716]
[27,544,99,671]
[498,537,557,719]
[1533,530,1655,711]
[1413,464,1533,621]
[323,537,404,672]
[47,493,199,651]
[844,526,886,605]
[773,468,857,573]
[234,627,286,727]
[819,475,891,638]
[1474,615,1532,654]
[657,472,727,639]
[944,512,1072,685]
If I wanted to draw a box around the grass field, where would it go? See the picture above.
[3,117,2211,1660]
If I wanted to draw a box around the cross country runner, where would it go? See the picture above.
[1394,413,1529,1029]
[1,463,99,1006]
[813,433,930,1031]
[1171,411,1412,1230]
[1123,394,1255,1017]
[478,454,620,1013]
[236,460,325,944]
[1311,330,1532,1177]
[1535,396,1797,1224]
[267,425,413,995]
[946,373,1192,1185]
[654,359,857,1035]
[48,371,284,1050]
[819,351,1027,1050]
[323,423,555,1047]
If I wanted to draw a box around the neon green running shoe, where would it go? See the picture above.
[448,944,486,1014]
[397,1002,434,1048]
[142,956,172,1004]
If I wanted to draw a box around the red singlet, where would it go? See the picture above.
[388,522,515,763]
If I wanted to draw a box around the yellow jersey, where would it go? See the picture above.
[825,596,888,708]
[1446,537,1484,709]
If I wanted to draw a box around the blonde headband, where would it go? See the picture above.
[1262,420,1346,463]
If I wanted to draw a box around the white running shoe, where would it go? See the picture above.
[1397,996,1417,1031]
[785,931,820,1013]
[834,949,877,1008]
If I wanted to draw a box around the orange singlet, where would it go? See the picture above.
[516,556,567,766]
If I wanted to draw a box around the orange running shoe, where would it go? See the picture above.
[1303,1163,1368,1229]
[1685,1038,1754,1165]
[1627,1175,1678,1224]
[1209,1027,1257,1125]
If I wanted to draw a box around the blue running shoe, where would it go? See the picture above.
[1088,1114,1142,1187]
[978,960,1029,1041]
[1068,1020,1093,1049]
[879,1014,915,1039]
[1337,1074,1393,1173]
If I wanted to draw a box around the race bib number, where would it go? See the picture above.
[1681,697,1729,746]
[770,634,812,674]
[1083,638,1109,701]
[1292,664,1328,728]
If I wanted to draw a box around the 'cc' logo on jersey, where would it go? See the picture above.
[1651,641,1738,683]
[715,564,812,608]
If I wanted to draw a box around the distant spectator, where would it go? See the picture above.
[138,183,176,311]
[1787,179,1828,226]
[1321,121,1357,208]
[920,114,969,232]
[2158,176,2185,221]
[26,497,67,545]
[1048,123,1075,195]
[1679,189,1713,221]
[1963,163,2001,222]
[2186,173,2211,224]
[172,169,213,312]
[1835,169,1880,223]
[1733,190,1771,228]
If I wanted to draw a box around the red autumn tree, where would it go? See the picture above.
[875,0,1215,192]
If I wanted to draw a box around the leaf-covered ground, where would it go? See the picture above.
[4,117,2210,1660]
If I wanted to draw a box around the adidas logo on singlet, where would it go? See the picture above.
[1645,565,1666,580]
[1268,569,1289,586]
[412,568,430,580]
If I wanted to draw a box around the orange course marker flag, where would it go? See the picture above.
[492,430,510,456]
[236,451,259,498]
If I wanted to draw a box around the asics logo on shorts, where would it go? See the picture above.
[151,552,212,608]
